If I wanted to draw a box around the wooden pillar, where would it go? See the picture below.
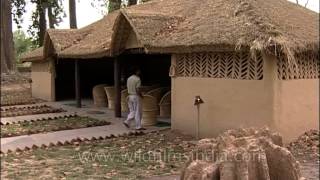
[114,58,121,117]
[75,60,81,108]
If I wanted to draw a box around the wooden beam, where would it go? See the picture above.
[75,60,81,108]
[114,58,121,117]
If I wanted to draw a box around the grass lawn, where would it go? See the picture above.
[1,116,111,138]
[1,130,195,180]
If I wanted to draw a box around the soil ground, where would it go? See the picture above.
[287,130,320,180]
[1,130,195,180]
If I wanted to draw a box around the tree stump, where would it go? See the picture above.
[181,128,304,180]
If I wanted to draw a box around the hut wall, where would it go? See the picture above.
[171,51,319,142]
[170,52,273,138]
[272,53,319,142]
[31,59,55,101]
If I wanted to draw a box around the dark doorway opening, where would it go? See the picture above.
[55,59,114,101]
[120,53,171,88]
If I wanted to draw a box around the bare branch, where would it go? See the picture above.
[304,0,309,7]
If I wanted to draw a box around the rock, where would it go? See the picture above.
[181,127,304,180]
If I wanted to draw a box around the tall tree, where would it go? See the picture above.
[1,0,15,73]
[295,0,309,7]
[27,0,64,46]
[38,1,47,46]
[108,0,122,12]
[69,0,77,28]
[48,6,55,28]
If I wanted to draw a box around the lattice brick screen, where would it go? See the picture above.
[173,52,263,80]
[277,52,320,80]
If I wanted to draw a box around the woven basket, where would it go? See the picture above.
[146,87,170,114]
[141,95,158,126]
[121,89,129,112]
[92,84,108,107]
[104,86,115,109]
[159,91,171,118]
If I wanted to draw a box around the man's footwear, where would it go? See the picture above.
[135,127,146,131]
[123,122,130,128]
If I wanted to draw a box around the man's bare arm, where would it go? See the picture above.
[136,87,143,98]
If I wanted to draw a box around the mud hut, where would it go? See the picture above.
[21,0,319,141]
[21,11,120,103]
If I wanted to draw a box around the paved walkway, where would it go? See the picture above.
[1,100,171,153]
[144,175,180,180]
[1,124,167,153]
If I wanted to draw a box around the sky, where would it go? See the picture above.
[13,0,319,36]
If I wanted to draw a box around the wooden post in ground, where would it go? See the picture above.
[75,60,81,108]
[114,58,121,117]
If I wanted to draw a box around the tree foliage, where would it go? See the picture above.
[11,0,152,47]
[28,0,65,45]
[91,0,150,14]
[108,0,122,12]
[12,0,65,46]
[12,0,26,29]
[13,30,35,63]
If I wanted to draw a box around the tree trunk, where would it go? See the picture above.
[69,0,77,29]
[38,2,46,46]
[48,6,55,29]
[1,0,15,73]
[109,0,122,12]
[128,0,137,6]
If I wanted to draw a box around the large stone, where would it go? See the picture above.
[181,128,304,180]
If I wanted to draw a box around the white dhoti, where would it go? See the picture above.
[125,95,142,129]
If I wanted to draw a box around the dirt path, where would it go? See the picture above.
[291,150,319,180]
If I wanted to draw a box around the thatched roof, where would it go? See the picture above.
[45,10,119,59]
[21,11,119,61]
[21,0,318,62]
[121,0,319,59]
[20,47,44,62]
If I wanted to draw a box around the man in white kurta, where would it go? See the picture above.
[123,68,145,130]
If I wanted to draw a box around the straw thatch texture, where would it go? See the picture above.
[141,95,158,126]
[21,10,118,62]
[92,84,108,107]
[104,86,115,109]
[122,0,319,59]
[20,47,44,62]
[43,10,120,59]
[159,91,171,118]
[21,0,318,62]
